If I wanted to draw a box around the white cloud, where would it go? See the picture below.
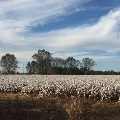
[0,0,87,30]
[28,7,120,62]
[0,0,120,65]
[0,0,89,42]
[25,8,120,53]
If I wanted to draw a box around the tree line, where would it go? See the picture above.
[0,49,119,75]
[26,49,95,75]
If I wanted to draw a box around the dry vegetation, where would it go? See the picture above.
[0,92,120,120]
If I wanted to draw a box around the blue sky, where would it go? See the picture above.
[0,0,120,72]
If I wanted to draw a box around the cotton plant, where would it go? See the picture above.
[0,75,120,101]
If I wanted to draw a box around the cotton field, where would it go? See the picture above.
[0,75,120,102]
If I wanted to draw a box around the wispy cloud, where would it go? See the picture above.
[27,7,120,62]
[26,8,120,51]
[0,0,120,65]
[0,0,88,31]
[0,0,91,56]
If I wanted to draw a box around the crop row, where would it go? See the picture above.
[0,75,120,101]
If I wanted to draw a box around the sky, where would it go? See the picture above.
[0,0,120,72]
